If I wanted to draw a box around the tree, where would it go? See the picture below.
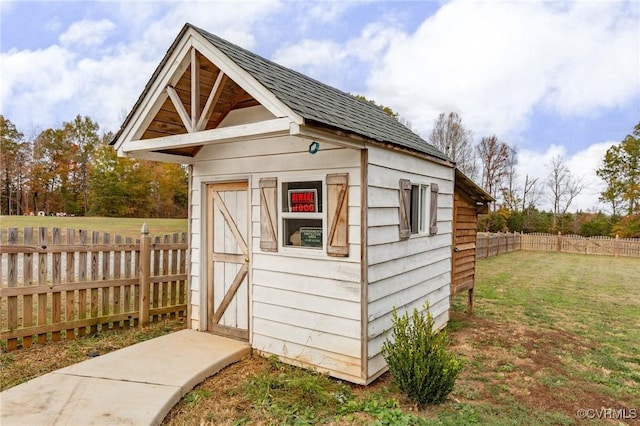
[521,174,539,213]
[353,94,414,130]
[545,156,586,231]
[596,122,640,216]
[499,147,519,211]
[578,212,612,237]
[477,135,511,210]
[0,116,29,215]
[148,162,188,217]
[29,127,79,214]
[63,116,100,215]
[89,142,153,217]
[88,133,188,218]
[353,94,398,119]
[428,112,477,179]
[612,214,640,238]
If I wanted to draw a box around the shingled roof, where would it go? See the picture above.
[113,23,450,163]
[192,25,449,162]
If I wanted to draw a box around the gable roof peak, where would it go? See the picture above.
[189,24,450,162]
[114,23,451,163]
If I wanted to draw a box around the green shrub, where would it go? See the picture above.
[382,303,462,407]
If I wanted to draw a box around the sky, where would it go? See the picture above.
[1,0,639,213]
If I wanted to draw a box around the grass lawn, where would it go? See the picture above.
[0,216,187,240]
[2,251,638,425]
[163,251,640,425]
[435,251,640,425]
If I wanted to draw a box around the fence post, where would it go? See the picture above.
[614,234,619,258]
[139,223,151,328]
[486,234,490,258]
[557,232,562,253]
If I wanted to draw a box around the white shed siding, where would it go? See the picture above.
[189,185,202,330]
[365,146,454,379]
[189,120,363,381]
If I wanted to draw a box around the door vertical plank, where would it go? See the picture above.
[206,182,249,339]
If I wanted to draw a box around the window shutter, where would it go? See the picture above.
[429,183,439,235]
[259,177,278,251]
[327,173,349,257]
[399,179,411,240]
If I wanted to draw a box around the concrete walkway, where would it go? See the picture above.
[1,330,250,426]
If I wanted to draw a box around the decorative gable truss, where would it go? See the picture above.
[114,28,302,164]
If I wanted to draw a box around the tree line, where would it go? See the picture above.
[0,115,188,218]
[427,113,639,238]
[2,111,637,237]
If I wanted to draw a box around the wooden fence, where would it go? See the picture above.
[0,225,188,350]
[520,233,640,257]
[477,232,640,259]
[476,232,521,260]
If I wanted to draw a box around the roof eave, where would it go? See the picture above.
[455,168,495,204]
[111,24,193,147]
[301,119,455,167]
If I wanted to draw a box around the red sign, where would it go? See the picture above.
[288,189,317,212]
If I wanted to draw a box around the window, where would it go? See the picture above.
[281,180,324,249]
[399,179,438,240]
[260,174,349,256]
[410,184,429,234]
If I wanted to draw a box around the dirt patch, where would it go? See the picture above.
[449,311,639,424]
[163,355,269,425]
[164,310,639,425]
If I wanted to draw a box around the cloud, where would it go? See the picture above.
[366,0,640,139]
[1,46,77,126]
[274,39,342,68]
[307,1,354,24]
[274,20,403,66]
[272,20,403,88]
[134,0,282,56]
[0,0,13,13]
[59,19,116,47]
[565,141,616,212]
[1,1,282,132]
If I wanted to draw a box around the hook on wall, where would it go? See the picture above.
[308,141,320,154]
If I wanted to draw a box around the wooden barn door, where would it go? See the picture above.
[206,182,249,340]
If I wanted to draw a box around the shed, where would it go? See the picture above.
[112,23,458,384]
[451,170,494,314]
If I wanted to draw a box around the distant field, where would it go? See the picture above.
[0,216,188,240]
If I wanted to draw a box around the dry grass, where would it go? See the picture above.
[3,251,638,425]
[164,252,640,425]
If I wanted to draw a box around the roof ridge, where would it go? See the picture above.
[188,24,398,119]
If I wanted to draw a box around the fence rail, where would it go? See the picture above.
[0,226,188,350]
[477,232,640,259]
